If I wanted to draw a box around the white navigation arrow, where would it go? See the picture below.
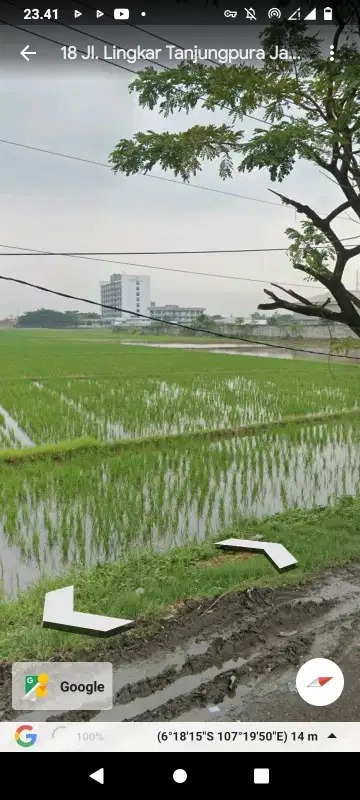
[20,45,36,61]
[96,9,104,17]
[90,768,104,784]
[215,538,297,571]
[42,585,134,636]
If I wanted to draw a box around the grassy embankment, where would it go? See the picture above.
[1,495,360,661]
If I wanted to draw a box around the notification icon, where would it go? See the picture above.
[296,658,344,706]
[114,8,129,19]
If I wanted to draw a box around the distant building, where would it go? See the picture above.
[308,290,360,312]
[149,302,205,324]
[244,318,267,326]
[293,290,360,323]
[100,274,151,324]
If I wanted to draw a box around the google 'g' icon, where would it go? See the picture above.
[15,724,37,747]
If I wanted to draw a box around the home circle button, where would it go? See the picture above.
[173,769,187,783]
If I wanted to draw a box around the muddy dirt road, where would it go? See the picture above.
[3,564,360,723]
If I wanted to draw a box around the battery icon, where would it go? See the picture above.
[324,7,333,20]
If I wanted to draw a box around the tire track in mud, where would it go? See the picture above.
[4,566,360,723]
[27,589,336,723]
[114,596,328,707]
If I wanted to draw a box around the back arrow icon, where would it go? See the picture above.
[20,45,37,61]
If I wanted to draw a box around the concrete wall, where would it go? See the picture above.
[122,321,355,340]
[246,324,353,339]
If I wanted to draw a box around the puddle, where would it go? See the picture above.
[0,403,35,447]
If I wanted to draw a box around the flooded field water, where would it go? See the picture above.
[123,340,360,363]
[1,419,360,597]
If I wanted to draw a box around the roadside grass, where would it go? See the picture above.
[1,495,360,662]
[1,407,360,464]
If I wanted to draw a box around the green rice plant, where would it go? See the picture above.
[1,331,360,444]
[0,415,358,596]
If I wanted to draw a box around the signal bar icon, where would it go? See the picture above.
[288,7,300,20]
[304,8,317,19]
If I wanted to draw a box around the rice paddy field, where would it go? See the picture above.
[1,328,360,600]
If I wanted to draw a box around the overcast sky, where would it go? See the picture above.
[0,23,359,319]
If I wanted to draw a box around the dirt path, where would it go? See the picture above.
[2,563,360,722]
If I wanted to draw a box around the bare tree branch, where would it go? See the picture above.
[270,283,313,305]
[258,288,347,322]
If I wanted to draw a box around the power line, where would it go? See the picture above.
[1,241,359,290]
[0,243,348,292]
[0,138,283,208]
[0,242,318,288]
[1,272,359,361]
[2,136,359,224]
[0,248,297,255]
[0,235,359,256]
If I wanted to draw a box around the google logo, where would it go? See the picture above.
[15,725,37,747]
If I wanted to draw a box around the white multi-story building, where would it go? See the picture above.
[100,274,151,324]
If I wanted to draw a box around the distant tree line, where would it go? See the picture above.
[16,309,101,328]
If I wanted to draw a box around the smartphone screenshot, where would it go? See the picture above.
[0,0,359,787]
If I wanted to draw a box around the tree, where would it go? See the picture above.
[16,309,80,328]
[250,312,266,324]
[267,312,295,325]
[235,316,245,326]
[109,4,360,338]
[192,313,218,329]
[267,311,281,325]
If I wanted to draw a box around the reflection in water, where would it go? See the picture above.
[211,349,293,359]
[0,403,35,447]
[0,419,359,597]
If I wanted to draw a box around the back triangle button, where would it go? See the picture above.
[90,768,104,784]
